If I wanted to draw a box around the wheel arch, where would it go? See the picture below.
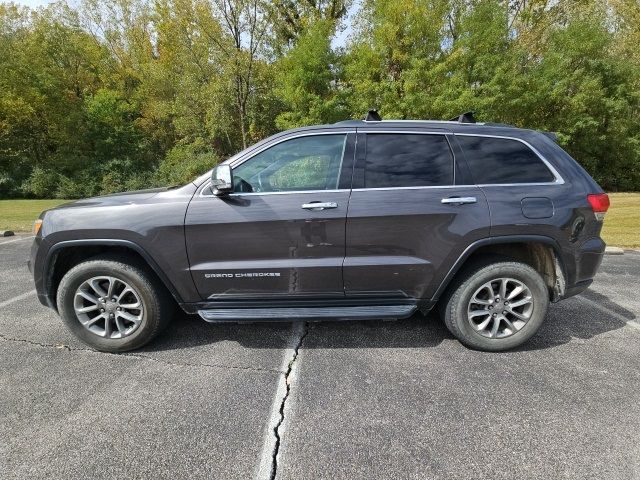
[431,235,567,305]
[45,239,183,311]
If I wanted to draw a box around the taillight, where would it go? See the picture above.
[587,193,610,221]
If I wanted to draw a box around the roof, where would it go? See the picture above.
[333,119,520,129]
[328,110,527,134]
[275,119,539,138]
[334,119,490,126]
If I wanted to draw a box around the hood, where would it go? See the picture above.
[51,187,174,210]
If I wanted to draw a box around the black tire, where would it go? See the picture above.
[56,256,173,352]
[440,259,549,351]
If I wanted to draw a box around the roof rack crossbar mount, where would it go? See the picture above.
[449,111,477,124]
[364,109,382,122]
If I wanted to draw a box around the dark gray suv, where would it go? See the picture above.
[29,114,610,352]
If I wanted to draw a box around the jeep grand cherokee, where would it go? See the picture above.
[29,113,609,352]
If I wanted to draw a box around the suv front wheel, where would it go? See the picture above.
[57,256,173,352]
[441,260,549,351]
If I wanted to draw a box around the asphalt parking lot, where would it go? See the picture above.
[1,236,639,479]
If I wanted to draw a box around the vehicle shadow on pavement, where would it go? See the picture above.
[141,311,451,353]
[518,290,636,351]
[580,289,637,320]
[297,315,449,349]
[142,289,637,353]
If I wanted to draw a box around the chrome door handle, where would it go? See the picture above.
[301,202,338,210]
[441,196,477,205]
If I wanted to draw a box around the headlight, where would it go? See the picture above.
[33,219,43,236]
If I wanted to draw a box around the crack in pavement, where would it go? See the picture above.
[269,322,309,480]
[0,333,284,374]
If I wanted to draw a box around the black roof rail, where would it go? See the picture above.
[449,111,477,123]
[364,109,382,121]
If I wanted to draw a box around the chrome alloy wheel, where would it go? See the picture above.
[467,277,534,339]
[73,276,144,339]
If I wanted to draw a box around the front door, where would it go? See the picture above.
[185,131,355,301]
[344,129,491,300]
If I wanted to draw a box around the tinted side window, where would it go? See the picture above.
[232,134,346,193]
[457,136,556,184]
[364,134,453,188]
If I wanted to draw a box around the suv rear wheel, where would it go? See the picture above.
[57,257,172,352]
[441,260,549,351]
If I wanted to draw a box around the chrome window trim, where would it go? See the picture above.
[453,133,565,186]
[352,185,475,192]
[230,188,350,197]
[200,130,354,197]
[201,186,351,198]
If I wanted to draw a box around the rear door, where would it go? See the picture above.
[185,130,355,300]
[344,129,490,300]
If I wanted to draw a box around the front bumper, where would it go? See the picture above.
[29,235,55,309]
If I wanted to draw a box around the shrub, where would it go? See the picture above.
[21,167,61,198]
[155,141,219,186]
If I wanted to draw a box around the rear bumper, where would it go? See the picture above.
[576,237,606,282]
[562,279,593,299]
[561,237,605,300]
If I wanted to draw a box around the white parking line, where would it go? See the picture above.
[0,236,34,245]
[0,290,37,309]
[254,322,304,480]
[577,295,640,330]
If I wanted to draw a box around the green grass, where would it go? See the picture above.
[0,194,638,247]
[601,193,640,249]
[0,199,71,232]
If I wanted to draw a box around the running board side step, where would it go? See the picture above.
[198,305,417,322]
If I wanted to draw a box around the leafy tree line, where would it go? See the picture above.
[0,0,638,198]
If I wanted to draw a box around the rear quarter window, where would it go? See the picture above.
[457,136,556,184]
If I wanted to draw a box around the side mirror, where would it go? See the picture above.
[211,164,233,196]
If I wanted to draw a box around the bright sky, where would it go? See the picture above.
[332,0,360,49]
[10,0,358,48]
[11,0,56,7]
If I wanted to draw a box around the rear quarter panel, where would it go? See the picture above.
[456,131,605,288]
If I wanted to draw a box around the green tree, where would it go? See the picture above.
[1,0,639,197]
[275,19,346,129]
[268,0,350,52]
